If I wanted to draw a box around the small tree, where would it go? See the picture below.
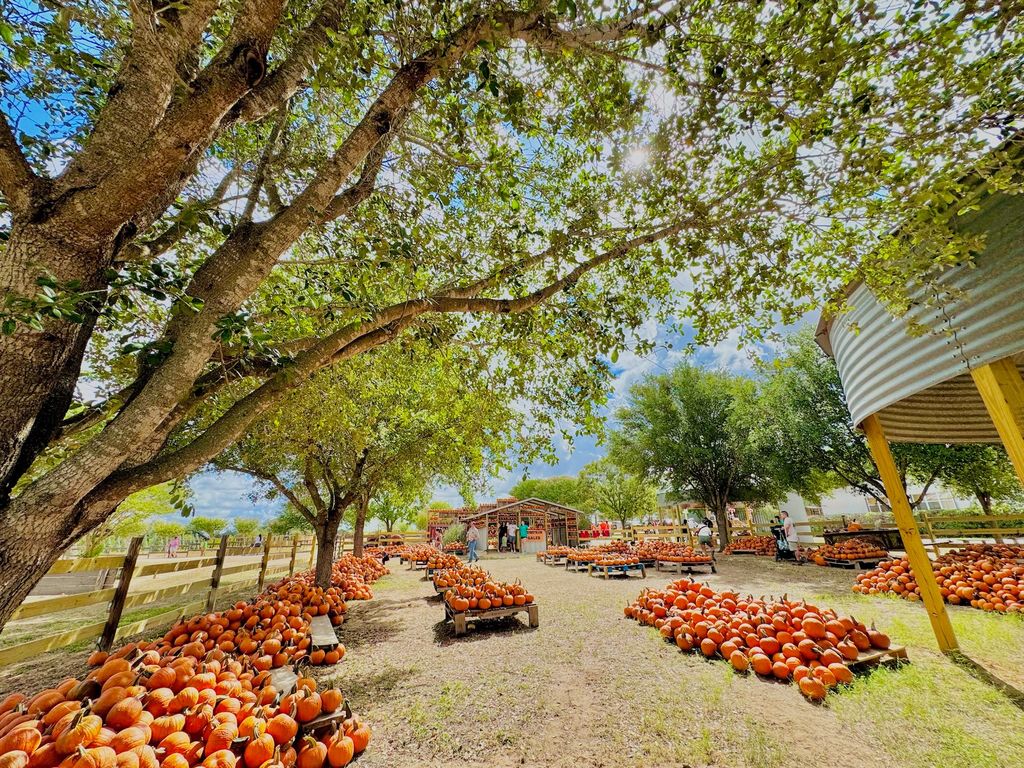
[611,364,782,547]
[582,461,656,529]
[232,518,261,539]
[187,516,228,541]
[442,524,466,547]
[370,490,421,533]
[936,447,1023,514]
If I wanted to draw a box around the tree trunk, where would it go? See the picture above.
[385,520,394,532]
[314,516,340,589]
[0,497,117,628]
[710,500,730,549]
[352,496,369,556]
[976,491,992,514]
[0,223,108,502]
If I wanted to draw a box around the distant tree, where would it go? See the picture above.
[611,364,782,547]
[150,520,187,541]
[187,516,228,541]
[232,518,261,538]
[936,447,1023,514]
[510,476,593,511]
[428,501,453,509]
[370,489,422,532]
[582,461,656,529]
[80,482,187,556]
[758,329,1015,511]
[267,505,314,536]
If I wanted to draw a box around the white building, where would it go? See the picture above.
[779,482,976,521]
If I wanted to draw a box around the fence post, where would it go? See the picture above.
[206,535,229,612]
[920,511,941,558]
[98,536,143,652]
[257,535,273,592]
[289,535,299,574]
[307,538,316,569]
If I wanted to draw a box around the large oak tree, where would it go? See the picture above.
[0,0,1021,626]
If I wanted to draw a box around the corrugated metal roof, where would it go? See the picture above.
[820,191,1024,442]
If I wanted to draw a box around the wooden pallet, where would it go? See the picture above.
[848,645,908,669]
[308,615,339,649]
[444,602,539,636]
[824,557,885,570]
[565,560,592,572]
[268,666,299,696]
[589,562,646,579]
[727,549,761,555]
[544,555,566,566]
[655,559,717,574]
[408,559,428,570]
[297,701,353,737]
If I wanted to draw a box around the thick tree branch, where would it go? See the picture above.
[0,111,37,212]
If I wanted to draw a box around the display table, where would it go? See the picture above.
[822,528,903,551]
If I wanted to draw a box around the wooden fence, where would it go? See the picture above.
[0,534,314,667]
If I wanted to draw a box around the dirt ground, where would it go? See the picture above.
[322,553,1024,768]
[3,553,1022,768]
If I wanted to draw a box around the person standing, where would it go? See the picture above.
[466,522,480,562]
[518,519,529,551]
[497,523,506,552]
[506,522,517,552]
[253,533,263,550]
[695,518,713,554]
[167,535,179,558]
[781,510,802,562]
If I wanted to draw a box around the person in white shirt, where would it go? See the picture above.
[781,511,802,562]
[466,522,480,562]
[506,522,517,553]
[696,519,713,553]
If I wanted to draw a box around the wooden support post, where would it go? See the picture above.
[98,536,143,652]
[308,538,316,570]
[921,511,941,558]
[206,535,229,612]
[257,535,273,592]
[289,535,300,575]
[863,414,958,652]
[971,356,1024,484]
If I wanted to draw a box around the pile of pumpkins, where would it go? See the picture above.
[723,536,776,556]
[807,537,889,565]
[853,543,1024,613]
[635,541,713,564]
[438,562,534,614]
[625,578,893,701]
[392,545,436,563]
[431,565,489,591]
[591,554,640,567]
[424,553,462,571]
[328,556,388,601]
[0,571,372,768]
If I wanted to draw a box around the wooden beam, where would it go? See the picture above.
[98,536,143,652]
[971,356,1024,484]
[862,414,958,652]
[206,535,230,612]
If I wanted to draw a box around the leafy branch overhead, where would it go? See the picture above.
[0,0,1021,627]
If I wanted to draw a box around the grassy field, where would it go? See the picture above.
[2,552,1022,767]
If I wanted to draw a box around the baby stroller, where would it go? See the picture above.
[770,524,799,563]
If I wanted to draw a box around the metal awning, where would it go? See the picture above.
[816,191,1024,443]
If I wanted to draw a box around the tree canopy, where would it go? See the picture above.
[0,0,1022,625]
[610,363,781,544]
[582,460,657,528]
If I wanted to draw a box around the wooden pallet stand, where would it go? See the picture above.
[848,645,908,670]
[268,666,299,696]
[297,700,353,737]
[727,549,760,555]
[565,559,591,573]
[824,557,885,571]
[543,554,566,566]
[408,559,428,570]
[589,562,646,579]
[308,615,339,649]
[444,602,539,636]
[655,559,717,575]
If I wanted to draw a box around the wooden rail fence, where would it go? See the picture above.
[0,534,313,667]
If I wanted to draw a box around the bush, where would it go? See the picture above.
[442,523,466,546]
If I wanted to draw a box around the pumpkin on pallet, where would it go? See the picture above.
[625,578,894,701]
